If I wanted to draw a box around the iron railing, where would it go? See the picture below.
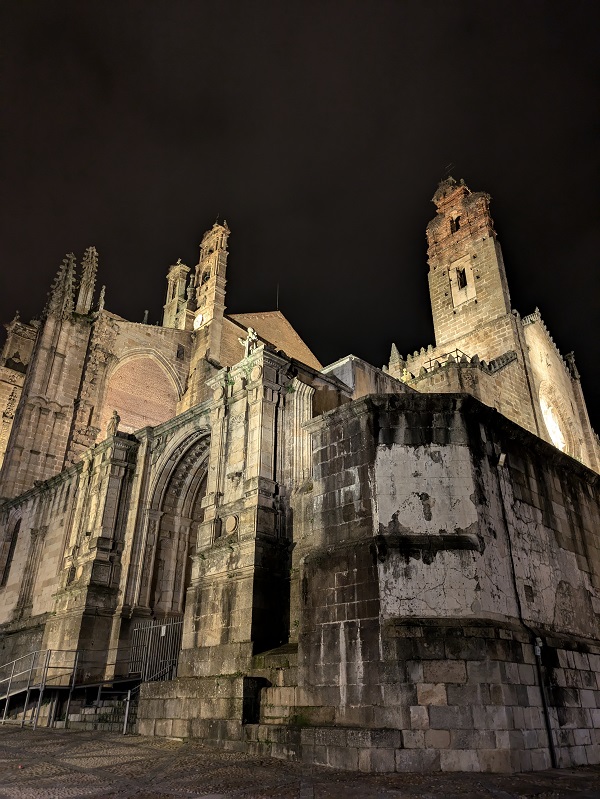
[0,618,184,734]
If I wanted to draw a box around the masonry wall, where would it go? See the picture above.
[287,394,600,772]
[0,464,81,668]
[523,315,598,468]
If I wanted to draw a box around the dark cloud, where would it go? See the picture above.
[1,0,598,423]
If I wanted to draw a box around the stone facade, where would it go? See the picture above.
[1,180,599,773]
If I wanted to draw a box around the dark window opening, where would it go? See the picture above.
[450,216,461,234]
[63,485,71,512]
[456,267,467,290]
[0,519,21,587]
[176,344,185,360]
[201,270,210,286]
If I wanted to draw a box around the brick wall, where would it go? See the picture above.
[98,355,180,435]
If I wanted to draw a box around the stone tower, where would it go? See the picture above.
[426,177,512,354]
[193,221,229,343]
[162,259,191,329]
[388,177,543,438]
[180,222,230,409]
[0,254,95,498]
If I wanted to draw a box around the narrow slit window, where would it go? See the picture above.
[450,216,461,234]
[0,519,20,586]
[456,267,467,289]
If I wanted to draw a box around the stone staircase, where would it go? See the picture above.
[62,696,138,733]
[249,643,299,726]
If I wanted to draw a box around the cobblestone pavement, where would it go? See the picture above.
[0,727,599,799]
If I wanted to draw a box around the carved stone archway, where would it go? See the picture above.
[538,381,581,461]
[137,432,211,619]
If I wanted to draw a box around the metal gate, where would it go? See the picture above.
[129,618,183,683]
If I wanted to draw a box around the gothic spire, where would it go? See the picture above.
[44,253,76,320]
[75,246,98,314]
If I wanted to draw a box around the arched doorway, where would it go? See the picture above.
[136,433,211,620]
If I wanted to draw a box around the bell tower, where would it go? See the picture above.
[426,178,511,351]
[162,259,191,329]
[193,222,229,332]
[191,221,229,359]
[179,222,230,410]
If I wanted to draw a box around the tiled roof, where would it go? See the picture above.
[227,311,322,370]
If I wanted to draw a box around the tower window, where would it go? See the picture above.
[176,344,185,360]
[450,216,461,234]
[0,519,20,587]
[201,270,210,286]
[456,267,467,290]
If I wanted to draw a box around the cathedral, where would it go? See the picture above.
[1,178,599,774]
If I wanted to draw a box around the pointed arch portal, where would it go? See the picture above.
[136,432,211,619]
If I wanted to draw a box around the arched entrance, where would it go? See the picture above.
[135,432,211,620]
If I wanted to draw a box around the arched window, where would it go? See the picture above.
[98,355,180,436]
[0,518,21,587]
[450,216,461,234]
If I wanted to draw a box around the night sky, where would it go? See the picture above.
[1,1,599,425]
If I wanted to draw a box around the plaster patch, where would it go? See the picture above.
[374,444,477,537]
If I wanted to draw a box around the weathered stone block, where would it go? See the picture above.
[440,749,480,772]
[154,718,173,737]
[423,660,466,684]
[586,744,600,765]
[478,749,513,773]
[403,730,425,748]
[395,748,440,773]
[410,705,429,730]
[314,727,347,747]
[424,729,450,748]
[370,706,410,729]
[170,718,191,738]
[382,682,417,706]
[517,663,536,685]
[429,706,473,730]
[362,747,396,773]
[447,684,489,706]
[466,660,502,683]
[450,729,495,749]
[417,682,447,706]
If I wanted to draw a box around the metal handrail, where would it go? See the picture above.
[1,619,184,733]
[122,661,176,735]
[0,648,81,728]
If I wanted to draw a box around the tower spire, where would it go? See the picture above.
[44,253,76,320]
[75,246,98,314]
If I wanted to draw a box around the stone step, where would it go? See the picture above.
[251,643,298,671]
[68,720,126,733]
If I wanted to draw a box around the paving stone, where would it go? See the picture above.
[0,725,599,798]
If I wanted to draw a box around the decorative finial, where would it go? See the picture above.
[97,285,106,312]
[76,246,98,314]
[44,253,76,320]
